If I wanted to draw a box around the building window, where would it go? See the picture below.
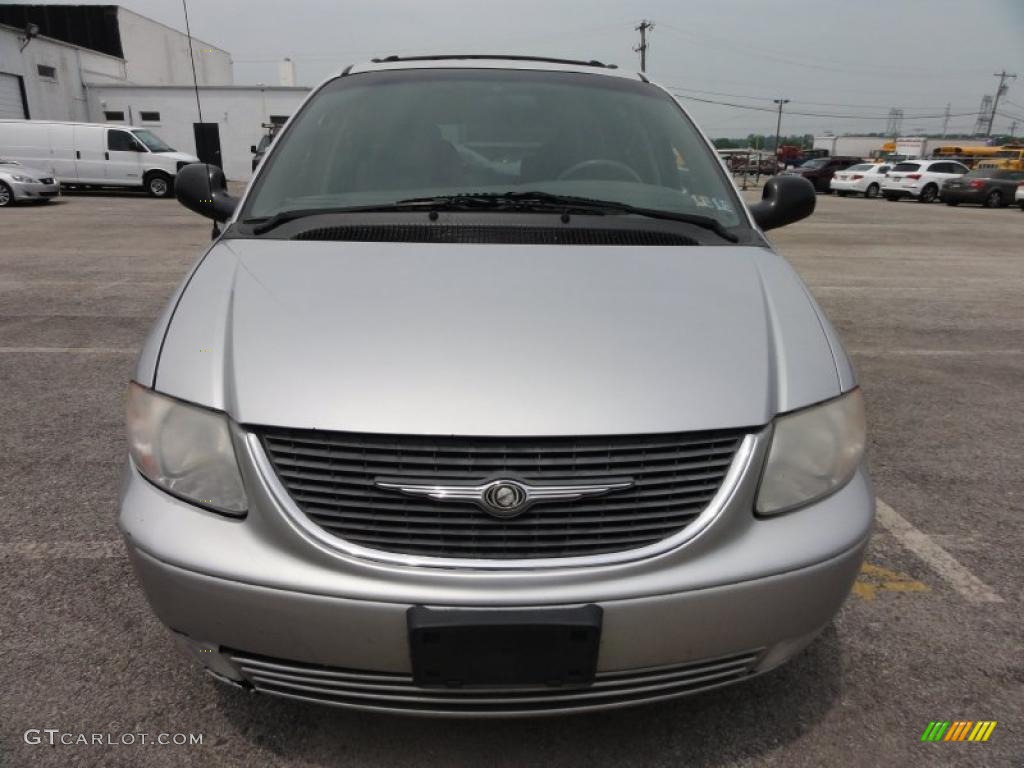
[139,111,160,122]
[37,64,57,80]
[104,110,126,122]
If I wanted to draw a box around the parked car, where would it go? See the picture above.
[829,163,890,198]
[0,158,59,206]
[250,131,275,172]
[122,55,870,716]
[940,168,1024,208]
[1017,180,1024,211]
[781,156,862,193]
[0,119,199,197]
[881,159,968,203]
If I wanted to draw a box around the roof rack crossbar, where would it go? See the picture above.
[369,54,618,69]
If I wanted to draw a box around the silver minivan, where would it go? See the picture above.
[121,56,871,716]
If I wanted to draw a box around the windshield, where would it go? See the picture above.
[800,158,827,169]
[132,129,174,153]
[243,69,745,230]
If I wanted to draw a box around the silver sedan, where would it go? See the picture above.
[0,159,60,206]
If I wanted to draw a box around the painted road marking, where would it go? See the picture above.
[852,563,928,601]
[875,499,1003,604]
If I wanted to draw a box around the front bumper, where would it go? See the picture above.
[10,179,60,201]
[120,426,874,715]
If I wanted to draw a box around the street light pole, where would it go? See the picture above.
[773,99,790,164]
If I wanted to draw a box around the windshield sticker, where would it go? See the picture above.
[692,195,734,213]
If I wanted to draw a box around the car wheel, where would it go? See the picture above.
[0,181,12,207]
[983,190,1002,208]
[919,184,938,203]
[865,183,879,199]
[145,173,173,198]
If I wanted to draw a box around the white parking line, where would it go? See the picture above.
[875,499,1003,604]
[0,346,138,354]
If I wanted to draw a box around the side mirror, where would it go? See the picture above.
[749,175,816,231]
[175,163,238,222]
[250,145,258,153]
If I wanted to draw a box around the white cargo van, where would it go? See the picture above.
[0,120,199,197]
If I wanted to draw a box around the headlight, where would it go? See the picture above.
[11,174,37,183]
[126,382,248,514]
[756,389,866,515]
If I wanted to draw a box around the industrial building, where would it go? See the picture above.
[0,4,311,179]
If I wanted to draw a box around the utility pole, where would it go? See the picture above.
[987,70,1017,136]
[941,103,950,138]
[1010,120,1018,139]
[773,98,789,156]
[634,20,654,73]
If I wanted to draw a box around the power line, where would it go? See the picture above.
[663,84,976,113]
[670,93,983,121]
[657,22,993,80]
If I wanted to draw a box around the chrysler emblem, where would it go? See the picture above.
[375,476,633,519]
[481,481,529,517]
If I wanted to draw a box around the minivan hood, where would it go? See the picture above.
[152,240,843,436]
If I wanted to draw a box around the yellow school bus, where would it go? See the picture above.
[975,148,1024,171]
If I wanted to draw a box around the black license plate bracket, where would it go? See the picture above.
[408,605,602,688]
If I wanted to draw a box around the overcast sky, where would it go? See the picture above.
[18,0,1024,136]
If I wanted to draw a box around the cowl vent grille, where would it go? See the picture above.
[292,225,699,246]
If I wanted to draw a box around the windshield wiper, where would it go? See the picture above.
[246,203,422,234]
[398,192,741,242]
[247,192,740,242]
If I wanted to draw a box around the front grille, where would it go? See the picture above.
[292,224,699,246]
[226,648,763,714]
[255,427,746,560]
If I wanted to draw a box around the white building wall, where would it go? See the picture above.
[116,8,233,86]
[0,24,127,121]
[86,85,310,180]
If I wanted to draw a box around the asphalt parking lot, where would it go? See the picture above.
[1,189,1021,768]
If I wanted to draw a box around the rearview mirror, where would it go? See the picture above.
[749,175,816,231]
[250,145,258,153]
[175,163,238,222]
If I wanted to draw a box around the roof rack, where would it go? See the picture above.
[369,54,618,70]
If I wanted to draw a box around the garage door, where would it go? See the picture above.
[0,73,27,119]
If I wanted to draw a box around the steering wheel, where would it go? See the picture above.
[557,159,644,183]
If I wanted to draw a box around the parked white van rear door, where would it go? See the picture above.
[74,125,106,184]
[106,128,144,184]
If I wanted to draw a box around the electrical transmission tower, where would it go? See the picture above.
[885,108,903,136]
[973,95,993,135]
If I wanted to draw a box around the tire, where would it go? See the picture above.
[983,190,1002,208]
[865,183,879,199]
[145,172,173,198]
[918,184,938,203]
[0,181,12,207]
